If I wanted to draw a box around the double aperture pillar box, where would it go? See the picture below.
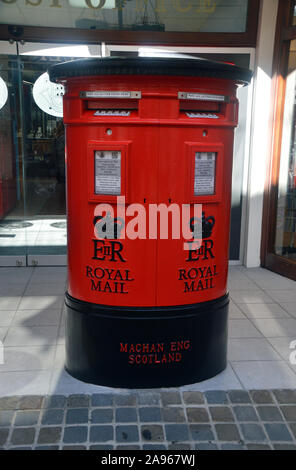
[49,57,252,388]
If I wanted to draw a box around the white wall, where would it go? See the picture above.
[243,0,279,267]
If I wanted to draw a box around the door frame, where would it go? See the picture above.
[261,0,296,280]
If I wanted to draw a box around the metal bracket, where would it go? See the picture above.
[80,91,141,99]
[178,92,229,102]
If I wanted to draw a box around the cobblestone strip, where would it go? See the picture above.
[0,390,296,450]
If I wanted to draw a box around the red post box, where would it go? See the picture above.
[49,56,252,388]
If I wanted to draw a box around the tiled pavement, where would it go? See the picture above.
[0,265,296,449]
[1,390,296,450]
[1,265,296,394]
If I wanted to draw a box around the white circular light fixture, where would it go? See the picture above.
[0,76,8,111]
[33,72,64,117]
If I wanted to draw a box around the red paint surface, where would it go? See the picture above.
[61,75,239,307]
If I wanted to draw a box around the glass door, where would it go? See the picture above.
[0,41,26,266]
[0,41,101,266]
[269,39,296,279]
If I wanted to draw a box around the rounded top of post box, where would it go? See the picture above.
[49,55,252,86]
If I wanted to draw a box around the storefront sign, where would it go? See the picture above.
[0,0,248,34]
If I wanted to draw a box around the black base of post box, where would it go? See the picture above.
[64,293,229,389]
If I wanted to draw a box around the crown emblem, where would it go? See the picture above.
[93,212,125,240]
[189,212,215,239]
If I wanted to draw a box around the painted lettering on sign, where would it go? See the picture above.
[180,234,218,292]
[120,340,191,365]
[185,239,214,261]
[86,265,134,294]
[179,265,218,292]
[89,237,131,293]
[0,0,217,15]
[92,239,126,262]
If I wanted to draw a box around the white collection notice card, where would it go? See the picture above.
[194,152,216,196]
[95,150,121,195]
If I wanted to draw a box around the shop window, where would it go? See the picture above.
[0,0,259,46]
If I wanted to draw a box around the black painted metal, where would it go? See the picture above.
[49,56,252,85]
[65,293,229,388]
